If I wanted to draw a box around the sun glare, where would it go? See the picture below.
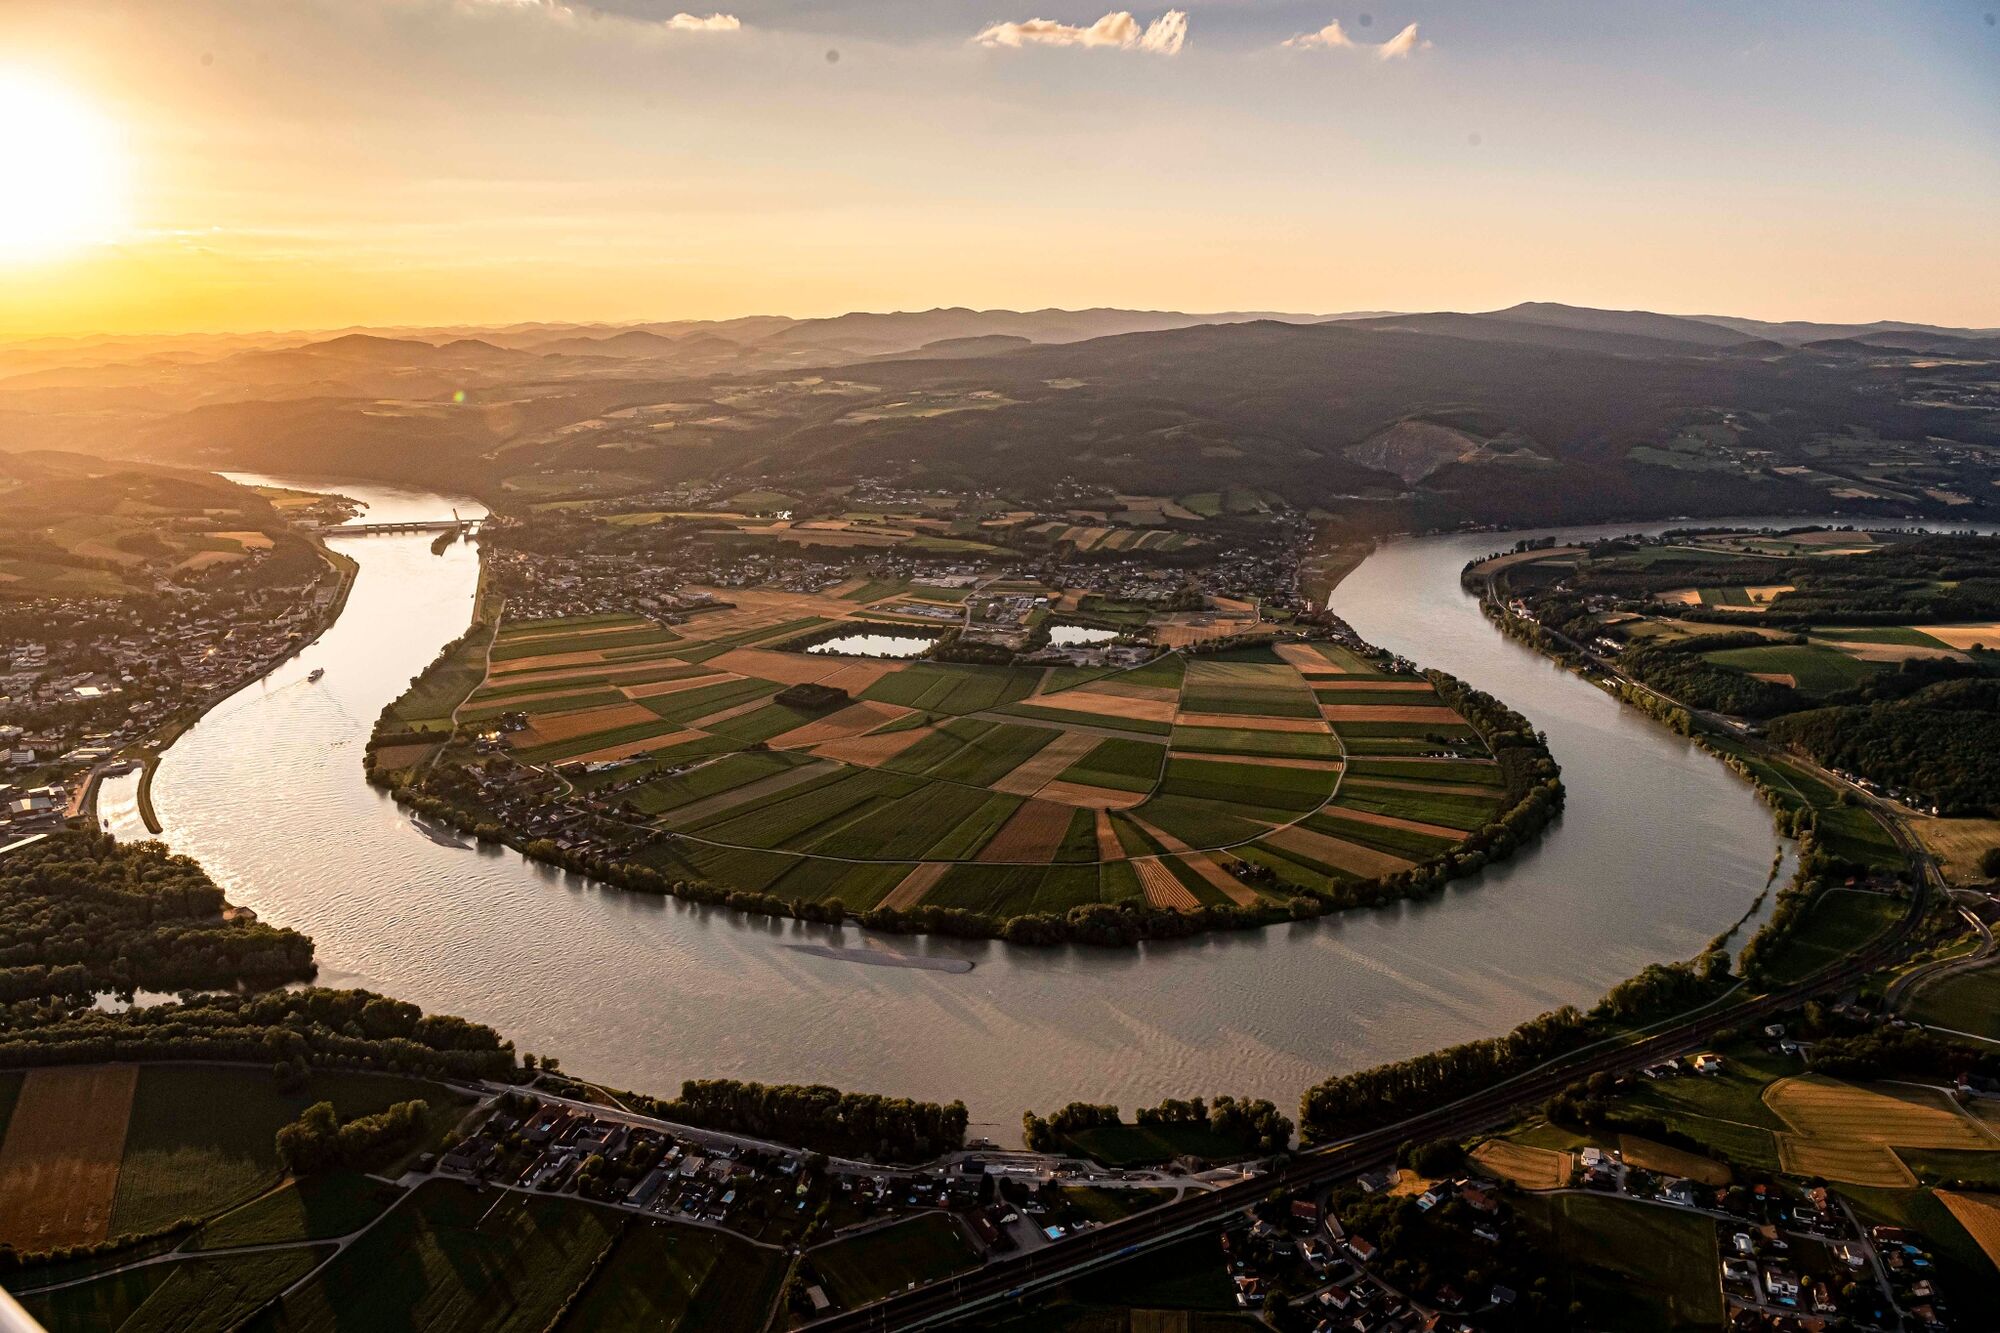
[0,70,126,262]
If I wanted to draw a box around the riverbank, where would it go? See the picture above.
[96,530,362,837]
[104,485,1801,1137]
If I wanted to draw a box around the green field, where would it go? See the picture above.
[1158,756,1334,813]
[1701,642,1881,695]
[1326,785,1499,832]
[809,1213,979,1309]
[112,1068,463,1236]
[1169,725,1337,758]
[861,663,1041,714]
[1514,1192,1722,1332]
[242,1181,621,1333]
[385,623,495,730]
[1905,964,2000,1039]
[554,1217,785,1332]
[1761,889,1905,984]
[194,1174,407,1250]
[1059,738,1165,793]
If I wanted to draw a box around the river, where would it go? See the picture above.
[103,482,1903,1141]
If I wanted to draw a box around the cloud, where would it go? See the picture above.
[1283,18,1427,59]
[1374,22,1424,59]
[468,1,741,31]
[974,10,1188,55]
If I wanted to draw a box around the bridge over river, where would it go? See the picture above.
[315,519,475,536]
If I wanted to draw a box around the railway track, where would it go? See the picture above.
[805,883,1924,1332]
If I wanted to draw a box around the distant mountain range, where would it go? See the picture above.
[2,301,1995,530]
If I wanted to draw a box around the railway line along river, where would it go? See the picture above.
[100,479,1859,1141]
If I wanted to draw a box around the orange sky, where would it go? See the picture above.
[3,1,1997,337]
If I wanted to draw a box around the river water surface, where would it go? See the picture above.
[103,483,1894,1139]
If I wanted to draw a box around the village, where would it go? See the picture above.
[0,543,345,836]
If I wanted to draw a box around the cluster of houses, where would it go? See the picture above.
[0,547,336,829]
[1718,1207,1945,1329]
[432,1095,816,1233]
[1216,1173,1523,1333]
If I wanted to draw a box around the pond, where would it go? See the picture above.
[1046,624,1119,647]
[806,632,939,659]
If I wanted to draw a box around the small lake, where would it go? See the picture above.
[806,632,938,658]
[1047,624,1119,646]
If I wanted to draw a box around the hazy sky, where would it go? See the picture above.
[2,0,1996,336]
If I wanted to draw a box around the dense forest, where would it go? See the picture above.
[0,833,316,1001]
[1767,673,2000,814]
[640,1077,969,1163]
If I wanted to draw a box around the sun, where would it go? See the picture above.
[0,70,126,262]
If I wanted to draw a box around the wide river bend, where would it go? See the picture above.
[107,480,1949,1141]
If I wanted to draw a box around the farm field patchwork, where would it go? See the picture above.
[398,610,1520,924]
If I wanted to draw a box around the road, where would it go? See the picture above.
[802,589,1941,1332]
[801,885,1922,1332]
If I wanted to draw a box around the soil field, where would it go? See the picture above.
[368,742,439,772]
[1764,1076,1997,1150]
[1320,805,1468,840]
[1169,751,1342,771]
[769,701,913,749]
[619,671,744,700]
[878,862,947,911]
[1775,1135,1914,1187]
[1619,1135,1731,1186]
[0,1065,138,1250]
[516,701,661,745]
[1469,1139,1570,1190]
[1135,857,1200,910]
[1094,810,1124,860]
[1173,711,1327,733]
[1263,825,1413,878]
[1920,622,2000,650]
[977,799,1077,861]
[563,728,706,765]
[1320,704,1464,724]
[1008,690,1177,724]
[1936,1191,2000,1270]
[1035,779,1147,809]
[1313,678,1435,692]
[1909,815,2000,885]
[811,723,938,768]
[991,731,1104,796]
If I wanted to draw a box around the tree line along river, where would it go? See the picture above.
[103,478,1929,1143]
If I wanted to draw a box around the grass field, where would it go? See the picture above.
[1701,642,1881,694]
[1907,964,2000,1038]
[810,1213,979,1309]
[1468,1138,1570,1190]
[554,1217,785,1332]
[1759,889,1905,984]
[112,1067,462,1236]
[1515,1192,1722,1332]
[193,1173,407,1249]
[243,1180,620,1333]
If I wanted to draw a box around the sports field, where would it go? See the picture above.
[397,606,1515,923]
